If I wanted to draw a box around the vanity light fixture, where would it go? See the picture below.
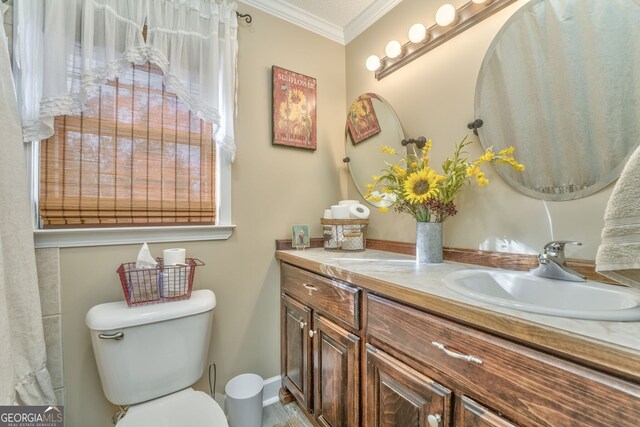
[408,23,427,44]
[435,4,457,27]
[366,54,382,71]
[366,0,516,80]
[385,40,403,58]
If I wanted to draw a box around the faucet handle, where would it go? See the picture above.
[543,241,582,264]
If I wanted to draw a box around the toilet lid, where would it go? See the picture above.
[117,388,228,427]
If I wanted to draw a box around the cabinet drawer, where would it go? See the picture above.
[282,263,360,329]
[367,294,640,427]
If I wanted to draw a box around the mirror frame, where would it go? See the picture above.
[345,93,405,206]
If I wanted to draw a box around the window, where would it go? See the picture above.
[33,63,233,247]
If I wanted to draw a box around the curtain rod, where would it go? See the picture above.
[236,12,252,24]
[0,0,253,22]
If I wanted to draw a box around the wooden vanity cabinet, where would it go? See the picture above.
[456,396,518,427]
[366,293,640,427]
[280,263,361,427]
[365,343,452,427]
[280,259,640,427]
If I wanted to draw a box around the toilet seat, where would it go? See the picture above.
[117,388,228,427]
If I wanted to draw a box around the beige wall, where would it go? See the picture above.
[345,0,612,261]
[60,5,346,426]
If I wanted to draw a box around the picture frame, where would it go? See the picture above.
[292,224,310,249]
[347,93,381,144]
[272,66,317,150]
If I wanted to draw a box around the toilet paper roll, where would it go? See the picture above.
[162,267,190,298]
[338,200,359,206]
[331,204,350,219]
[163,248,186,265]
[323,209,333,219]
[349,204,370,219]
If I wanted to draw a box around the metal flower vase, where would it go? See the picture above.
[416,221,443,263]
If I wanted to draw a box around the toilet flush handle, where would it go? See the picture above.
[99,332,124,340]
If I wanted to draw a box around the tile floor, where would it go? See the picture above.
[261,401,313,427]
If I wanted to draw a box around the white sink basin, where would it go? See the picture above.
[443,269,640,321]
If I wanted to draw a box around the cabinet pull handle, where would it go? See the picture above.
[427,414,442,427]
[299,321,307,329]
[309,330,316,338]
[431,341,483,365]
[302,283,318,292]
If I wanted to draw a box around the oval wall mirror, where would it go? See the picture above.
[345,93,405,206]
[476,0,640,201]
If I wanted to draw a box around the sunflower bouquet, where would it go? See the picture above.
[365,136,524,222]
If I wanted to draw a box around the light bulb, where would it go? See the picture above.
[385,40,402,58]
[435,4,456,27]
[365,55,381,71]
[408,23,427,43]
[472,0,488,3]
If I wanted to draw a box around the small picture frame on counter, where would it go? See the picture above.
[292,224,310,249]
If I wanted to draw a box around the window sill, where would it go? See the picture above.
[34,224,235,248]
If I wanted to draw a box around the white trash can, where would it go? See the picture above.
[225,373,264,427]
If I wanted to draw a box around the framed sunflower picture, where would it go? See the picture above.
[347,93,381,144]
[272,66,317,150]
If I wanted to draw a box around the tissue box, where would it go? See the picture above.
[117,262,162,305]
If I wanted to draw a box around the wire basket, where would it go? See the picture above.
[117,258,204,306]
[321,218,368,252]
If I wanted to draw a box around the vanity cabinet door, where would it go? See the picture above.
[312,313,360,427]
[456,396,518,427]
[365,344,452,427]
[281,294,312,411]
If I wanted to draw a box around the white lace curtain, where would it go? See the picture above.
[13,0,238,159]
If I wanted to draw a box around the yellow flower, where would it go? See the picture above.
[466,165,481,177]
[475,171,489,187]
[476,150,495,164]
[410,162,418,169]
[392,164,407,179]
[366,183,375,190]
[371,175,379,181]
[403,168,443,204]
[497,157,525,171]
[422,139,432,155]
[498,146,515,156]
[381,145,396,155]
[368,195,383,203]
[378,206,389,213]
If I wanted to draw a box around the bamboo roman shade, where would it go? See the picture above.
[39,63,216,227]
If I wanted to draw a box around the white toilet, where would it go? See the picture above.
[86,289,228,426]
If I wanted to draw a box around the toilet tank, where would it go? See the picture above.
[86,289,216,405]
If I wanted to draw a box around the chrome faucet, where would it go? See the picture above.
[530,241,586,282]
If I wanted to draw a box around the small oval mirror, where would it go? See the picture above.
[345,93,405,206]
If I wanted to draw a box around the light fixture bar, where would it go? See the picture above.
[375,0,517,80]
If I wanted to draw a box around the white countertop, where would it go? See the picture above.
[277,248,640,355]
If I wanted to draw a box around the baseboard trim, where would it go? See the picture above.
[262,375,282,407]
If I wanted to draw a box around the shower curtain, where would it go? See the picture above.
[0,3,55,405]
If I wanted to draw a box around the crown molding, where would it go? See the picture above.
[239,0,402,45]
[344,0,403,44]
[239,0,345,44]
